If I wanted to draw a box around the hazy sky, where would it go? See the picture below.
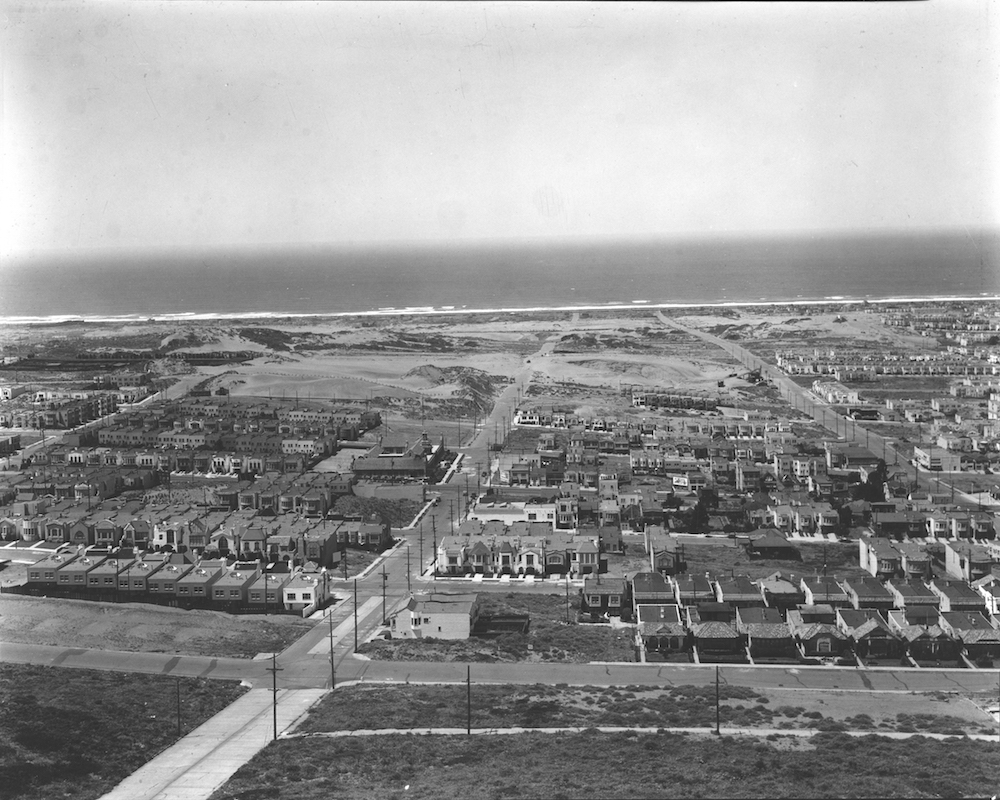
[1,0,997,260]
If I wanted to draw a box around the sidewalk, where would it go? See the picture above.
[288,724,1000,743]
[100,688,325,800]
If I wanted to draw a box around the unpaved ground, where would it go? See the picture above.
[0,592,316,659]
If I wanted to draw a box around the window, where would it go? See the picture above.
[587,595,601,606]
[412,616,421,627]
[301,592,311,601]
[286,592,297,601]
[608,595,621,607]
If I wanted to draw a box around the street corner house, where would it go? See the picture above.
[389,592,481,640]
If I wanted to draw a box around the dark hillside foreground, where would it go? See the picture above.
[212,730,1000,799]
[0,664,247,800]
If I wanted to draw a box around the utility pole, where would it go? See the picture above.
[419,524,424,576]
[715,665,721,736]
[353,579,358,652]
[381,567,388,625]
[467,665,472,736]
[176,678,182,736]
[432,517,437,580]
[407,545,411,593]
[328,605,336,691]
[267,654,283,741]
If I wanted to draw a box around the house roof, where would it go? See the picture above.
[632,572,672,595]
[737,607,783,625]
[793,622,847,642]
[692,620,740,639]
[843,578,893,600]
[895,624,949,643]
[636,604,683,624]
[745,622,790,640]
[941,611,995,631]
[408,592,479,616]
[749,530,794,550]
[640,621,688,638]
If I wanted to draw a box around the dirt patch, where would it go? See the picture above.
[0,594,315,659]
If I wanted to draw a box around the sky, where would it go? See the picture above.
[1,0,998,261]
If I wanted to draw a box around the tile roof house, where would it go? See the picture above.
[787,605,848,658]
[690,620,746,662]
[836,609,903,660]
[736,607,794,658]
[886,608,959,663]
[938,611,1000,660]
[636,604,688,654]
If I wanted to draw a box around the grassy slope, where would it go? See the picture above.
[296,684,992,738]
[212,731,1000,800]
[0,664,247,800]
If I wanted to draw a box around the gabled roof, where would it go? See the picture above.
[749,530,794,550]
[794,622,846,642]
[692,620,740,639]
[745,622,790,639]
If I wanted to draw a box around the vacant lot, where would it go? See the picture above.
[1,663,246,800]
[0,594,316,658]
[358,592,635,663]
[681,540,867,583]
[297,683,994,738]
[212,730,1000,799]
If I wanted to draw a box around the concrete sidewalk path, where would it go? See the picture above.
[101,688,325,800]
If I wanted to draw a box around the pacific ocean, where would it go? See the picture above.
[2,229,998,320]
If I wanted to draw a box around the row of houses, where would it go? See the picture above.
[0,393,119,429]
[21,547,333,615]
[584,570,1000,664]
[859,535,1000,582]
[434,524,620,578]
[0,496,391,566]
[637,600,1000,665]
[30,445,315,476]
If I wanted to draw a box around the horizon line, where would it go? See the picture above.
[4,224,999,263]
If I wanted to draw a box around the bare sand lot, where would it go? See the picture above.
[0,593,315,659]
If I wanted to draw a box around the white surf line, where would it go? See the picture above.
[4,295,999,325]
[308,597,383,655]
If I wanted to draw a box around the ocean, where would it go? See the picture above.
[2,230,998,322]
